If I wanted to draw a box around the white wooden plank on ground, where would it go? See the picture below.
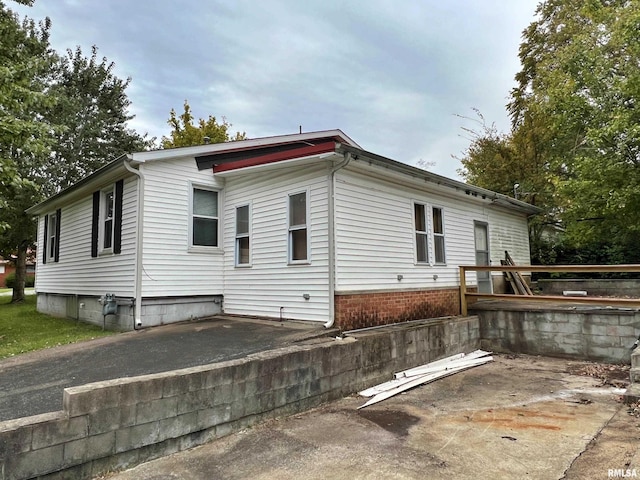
[357,356,493,409]
[395,350,492,379]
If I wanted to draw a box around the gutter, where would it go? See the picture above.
[334,143,541,216]
[123,158,144,330]
[325,151,352,329]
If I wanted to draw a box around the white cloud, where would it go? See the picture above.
[11,0,539,180]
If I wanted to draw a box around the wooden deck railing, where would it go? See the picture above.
[459,264,640,316]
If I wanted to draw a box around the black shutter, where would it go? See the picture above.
[114,180,124,254]
[54,208,61,262]
[91,191,100,258]
[42,215,48,265]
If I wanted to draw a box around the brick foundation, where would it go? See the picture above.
[335,287,464,331]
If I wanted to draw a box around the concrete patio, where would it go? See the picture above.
[101,354,639,480]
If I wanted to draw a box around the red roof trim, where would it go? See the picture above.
[213,141,336,173]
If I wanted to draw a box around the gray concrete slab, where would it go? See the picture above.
[99,355,639,480]
[0,316,331,422]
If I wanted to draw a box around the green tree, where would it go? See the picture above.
[0,1,57,302]
[161,100,246,148]
[510,0,640,256]
[458,110,561,264]
[40,45,152,195]
[1,3,151,302]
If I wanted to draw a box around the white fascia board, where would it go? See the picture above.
[130,129,360,163]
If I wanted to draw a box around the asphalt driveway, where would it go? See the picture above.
[0,316,329,422]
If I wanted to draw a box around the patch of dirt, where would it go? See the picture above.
[566,362,630,388]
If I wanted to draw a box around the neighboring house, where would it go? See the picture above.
[0,256,35,288]
[0,258,12,288]
[27,130,539,330]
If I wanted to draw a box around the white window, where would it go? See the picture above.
[432,206,446,264]
[101,188,114,251]
[414,203,429,263]
[48,212,58,261]
[235,204,250,266]
[288,191,308,263]
[191,187,219,248]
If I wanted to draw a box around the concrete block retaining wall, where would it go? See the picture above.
[0,316,479,480]
[537,278,640,297]
[475,306,640,363]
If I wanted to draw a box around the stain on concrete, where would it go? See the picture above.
[358,408,421,437]
[455,405,577,431]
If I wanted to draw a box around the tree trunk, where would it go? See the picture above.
[11,242,27,303]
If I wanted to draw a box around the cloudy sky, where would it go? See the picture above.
[12,0,540,180]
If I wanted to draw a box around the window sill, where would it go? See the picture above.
[235,264,252,268]
[288,260,311,266]
[188,246,224,255]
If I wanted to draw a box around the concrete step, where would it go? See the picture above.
[623,383,640,405]
[632,349,640,368]
[631,367,640,384]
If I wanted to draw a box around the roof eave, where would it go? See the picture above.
[26,154,135,215]
[334,143,541,216]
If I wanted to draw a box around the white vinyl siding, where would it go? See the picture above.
[487,209,531,268]
[223,164,329,322]
[34,176,138,296]
[333,167,530,291]
[140,158,224,297]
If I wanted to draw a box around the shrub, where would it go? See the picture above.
[4,272,35,288]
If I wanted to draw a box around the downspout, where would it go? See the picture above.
[324,151,352,329]
[123,158,144,330]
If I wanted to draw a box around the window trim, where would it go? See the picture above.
[412,201,447,266]
[431,205,447,265]
[188,182,223,253]
[43,209,61,264]
[47,212,58,262]
[235,203,251,267]
[91,180,123,258]
[99,187,115,255]
[287,189,310,265]
[413,201,430,264]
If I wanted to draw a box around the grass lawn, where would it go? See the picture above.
[0,295,114,359]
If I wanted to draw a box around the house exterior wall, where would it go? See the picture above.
[139,158,225,298]
[222,164,330,322]
[332,167,529,328]
[486,209,530,265]
[34,175,138,297]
